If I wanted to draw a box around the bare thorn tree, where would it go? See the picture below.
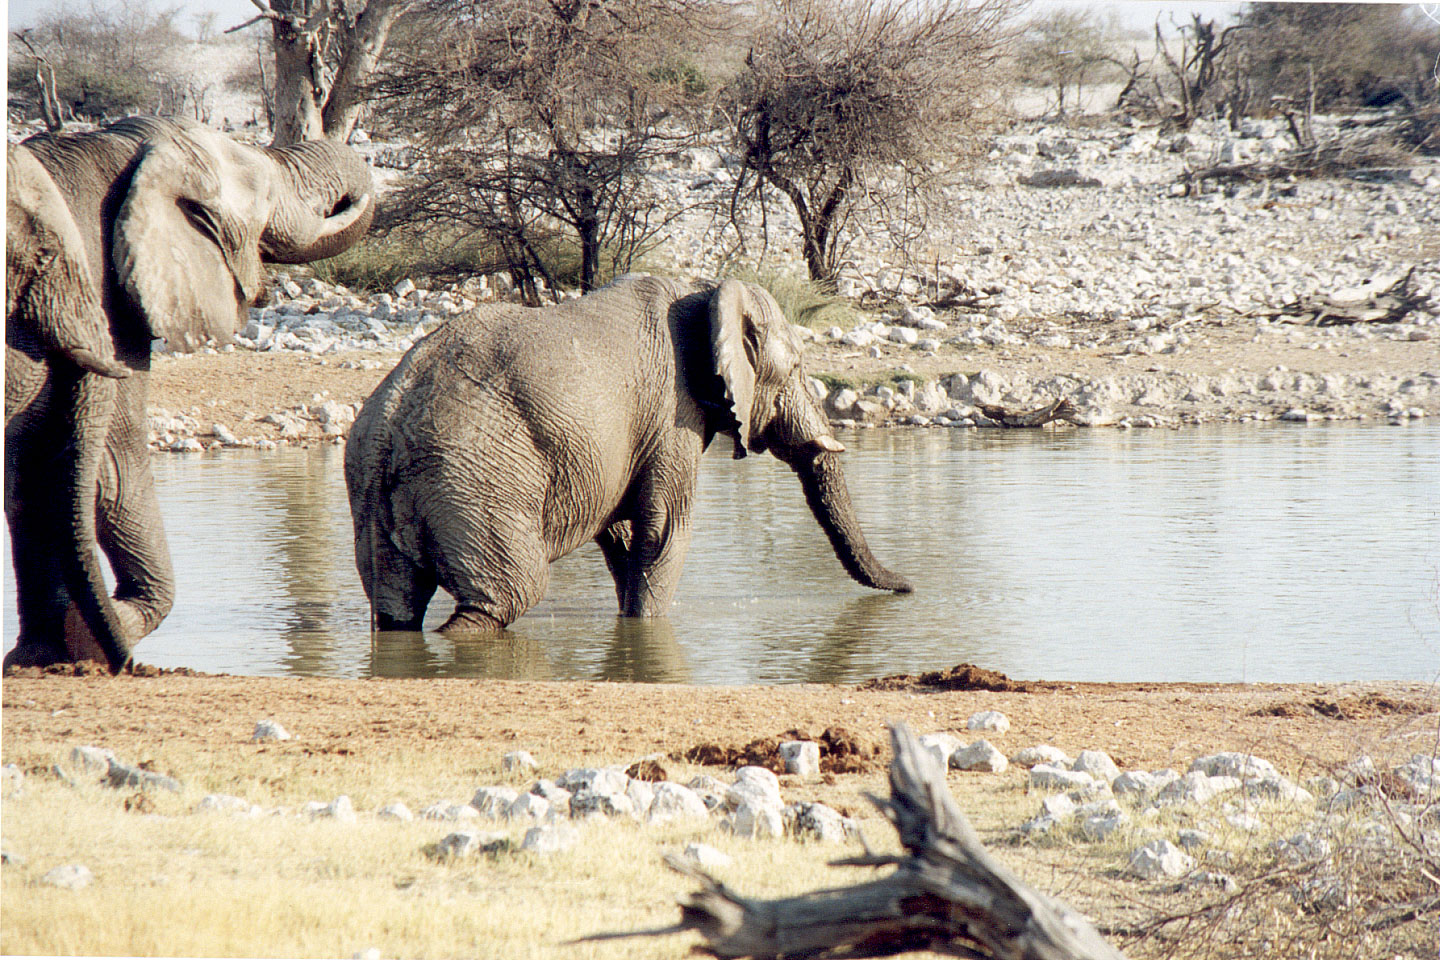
[723,0,1021,284]
[373,0,713,301]
[1154,14,1246,129]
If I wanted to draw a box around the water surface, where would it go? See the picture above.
[5,423,1437,683]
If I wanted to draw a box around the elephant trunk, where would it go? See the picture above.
[261,139,374,264]
[63,369,133,673]
[790,451,913,594]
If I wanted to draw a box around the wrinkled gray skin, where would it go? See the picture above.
[345,276,911,633]
[5,117,374,672]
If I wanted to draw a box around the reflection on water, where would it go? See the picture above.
[4,423,1438,683]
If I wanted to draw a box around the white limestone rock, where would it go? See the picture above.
[41,864,93,890]
[69,746,116,777]
[197,794,259,816]
[918,733,963,769]
[1113,769,1181,800]
[376,802,414,822]
[1070,750,1120,782]
[779,741,820,777]
[310,795,357,823]
[504,793,551,823]
[952,740,1008,773]
[647,782,711,825]
[1011,745,1070,769]
[435,830,507,858]
[501,751,538,775]
[251,720,292,742]
[1191,753,1280,781]
[1030,764,1096,791]
[1157,772,1242,807]
[470,786,520,819]
[787,802,855,843]
[1128,839,1195,879]
[422,801,480,822]
[966,710,1011,734]
[681,842,732,869]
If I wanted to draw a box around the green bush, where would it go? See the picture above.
[646,59,708,96]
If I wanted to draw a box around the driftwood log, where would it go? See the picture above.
[977,397,1077,429]
[1256,267,1433,327]
[593,723,1125,959]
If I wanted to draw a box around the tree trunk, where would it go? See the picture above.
[270,6,327,146]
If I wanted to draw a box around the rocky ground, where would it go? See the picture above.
[148,114,1438,449]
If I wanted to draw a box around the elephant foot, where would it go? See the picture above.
[3,639,70,672]
[62,603,142,674]
[438,607,506,634]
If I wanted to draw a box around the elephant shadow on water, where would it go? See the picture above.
[360,618,689,682]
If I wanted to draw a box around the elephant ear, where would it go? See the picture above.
[708,278,758,456]
[112,136,267,352]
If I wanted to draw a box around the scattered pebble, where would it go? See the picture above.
[251,720,292,742]
[40,864,93,890]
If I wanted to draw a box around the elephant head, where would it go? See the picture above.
[104,117,374,352]
[707,279,912,594]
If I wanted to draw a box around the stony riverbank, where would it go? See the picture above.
[147,115,1439,449]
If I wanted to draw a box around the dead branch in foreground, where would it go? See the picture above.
[1257,267,1432,326]
[590,723,1125,959]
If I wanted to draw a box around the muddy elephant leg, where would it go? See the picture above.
[86,379,175,648]
[5,482,72,667]
[433,511,550,633]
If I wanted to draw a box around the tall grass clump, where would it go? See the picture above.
[730,269,857,331]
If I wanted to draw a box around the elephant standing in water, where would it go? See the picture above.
[345,276,911,632]
[5,117,373,672]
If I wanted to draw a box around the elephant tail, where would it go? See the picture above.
[65,369,133,673]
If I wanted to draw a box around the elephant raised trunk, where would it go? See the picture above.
[261,139,374,264]
[790,450,913,594]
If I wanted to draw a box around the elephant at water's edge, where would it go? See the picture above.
[344,275,911,633]
[4,117,373,672]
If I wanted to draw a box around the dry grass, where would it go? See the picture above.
[2,675,1433,958]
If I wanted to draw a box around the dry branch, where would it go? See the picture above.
[592,723,1125,959]
[1258,267,1433,326]
[978,398,1077,429]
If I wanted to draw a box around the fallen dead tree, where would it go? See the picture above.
[1177,135,1419,193]
[590,723,1125,959]
[1253,267,1433,326]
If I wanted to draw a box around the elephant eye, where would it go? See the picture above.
[178,198,223,248]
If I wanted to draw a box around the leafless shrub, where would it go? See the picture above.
[720,0,1021,283]
[372,0,713,302]
[1123,734,1439,959]
[7,0,189,124]
[1016,8,1126,120]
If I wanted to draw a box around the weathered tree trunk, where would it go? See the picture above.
[595,723,1126,959]
[244,0,410,146]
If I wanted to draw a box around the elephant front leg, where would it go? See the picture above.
[84,445,176,656]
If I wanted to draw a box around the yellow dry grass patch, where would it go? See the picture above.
[3,744,985,959]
